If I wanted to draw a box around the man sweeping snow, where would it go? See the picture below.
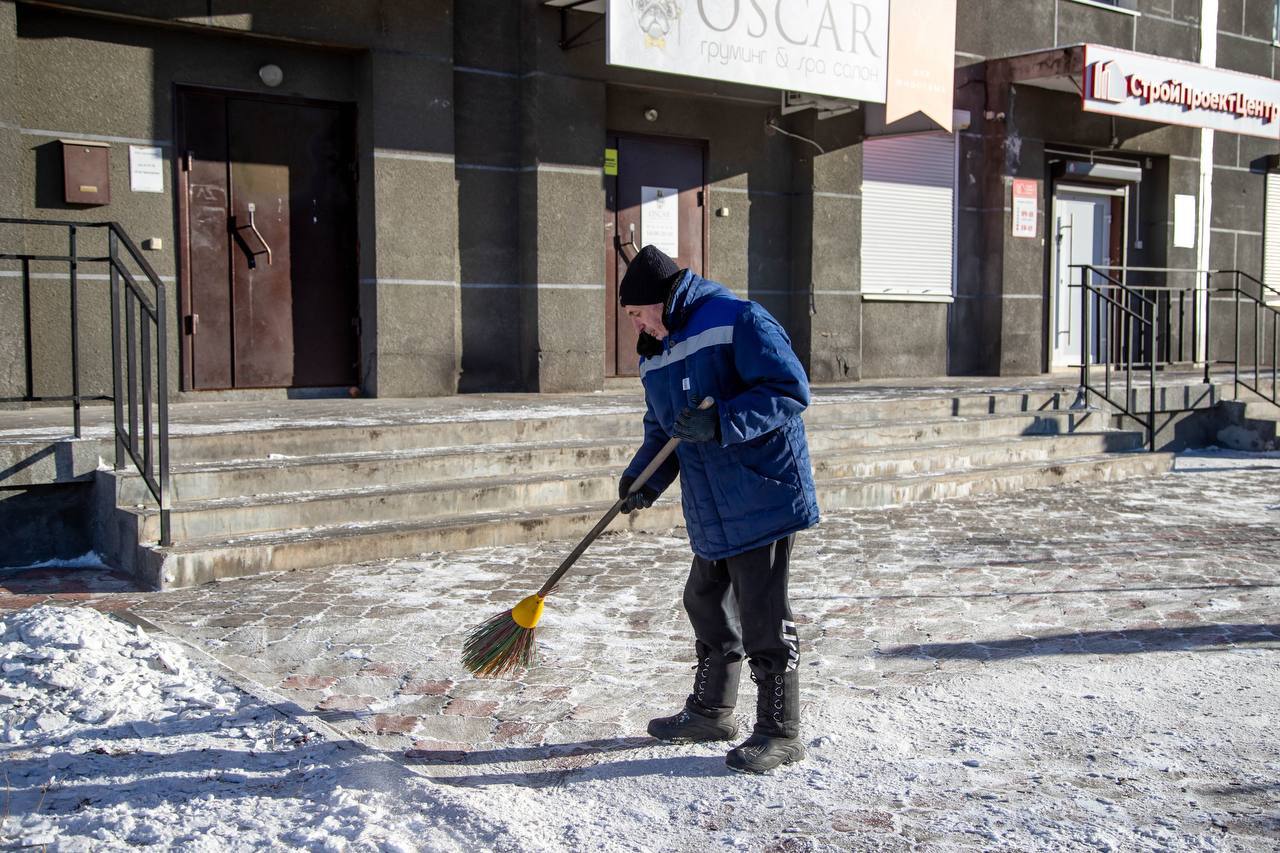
[617,245,820,773]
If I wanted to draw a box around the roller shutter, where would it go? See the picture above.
[1264,172,1280,304]
[860,133,957,302]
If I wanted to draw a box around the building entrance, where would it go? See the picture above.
[1050,185,1126,369]
[177,88,358,390]
[604,134,706,377]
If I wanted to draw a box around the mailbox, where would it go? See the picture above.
[60,139,111,205]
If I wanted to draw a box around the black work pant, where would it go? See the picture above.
[683,534,799,680]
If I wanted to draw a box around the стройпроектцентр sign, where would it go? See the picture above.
[607,0,889,104]
[1084,44,1280,140]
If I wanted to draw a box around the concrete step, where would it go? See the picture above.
[809,410,1109,450]
[137,450,1173,589]
[144,389,1082,466]
[112,410,1115,505]
[114,438,641,505]
[812,431,1145,479]
[127,430,1147,545]
[1090,381,1218,414]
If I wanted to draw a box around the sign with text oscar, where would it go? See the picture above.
[1083,44,1280,140]
[606,0,890,104]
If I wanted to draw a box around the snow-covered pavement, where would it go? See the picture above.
[2,452,1278,850]
[0,605,504,851]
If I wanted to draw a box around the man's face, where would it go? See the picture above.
[625,303,668,340]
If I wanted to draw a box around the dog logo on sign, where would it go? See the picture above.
[632,0,681,49]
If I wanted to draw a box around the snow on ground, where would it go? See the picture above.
[0,606,497,852]
[4,454,1279,851]
[10,604,1270,852]
[1173,446,1280,470]
[440,649,1277,852]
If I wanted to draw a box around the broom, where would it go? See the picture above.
[462,397,713,678]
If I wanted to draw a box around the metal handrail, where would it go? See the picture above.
[1212,269,1280,409]
[1071,264,1158,451]
[1,217,171,545]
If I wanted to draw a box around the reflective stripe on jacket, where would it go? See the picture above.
[623,270,820,560]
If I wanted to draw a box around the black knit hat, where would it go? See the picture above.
[619,245,681,306]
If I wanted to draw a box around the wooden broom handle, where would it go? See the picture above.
[535,397,714,598]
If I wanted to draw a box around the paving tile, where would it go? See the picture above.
[316,694,375,712]
[443,698,499,717]
[279,675,336,691]
[64,463,1271,804]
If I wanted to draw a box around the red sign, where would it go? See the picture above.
[1012,179,1037,238]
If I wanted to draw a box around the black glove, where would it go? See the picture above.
[672,403,719,444]
[636,332,663,357]
[618,475,658,514]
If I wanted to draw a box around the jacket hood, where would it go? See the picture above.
[663,270,737,333]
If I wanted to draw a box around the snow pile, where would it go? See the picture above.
[1,552,110,573]
[1174,445,1280,470]
[0,605,494,851]
[0,604,235,744]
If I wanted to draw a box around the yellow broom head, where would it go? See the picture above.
[461,594,544,678]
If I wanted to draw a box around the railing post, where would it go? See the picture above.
[141,320,152,486]
[1126,304,1134,435]
[1177,288,1184,364]
[22,257,33,400]
[1079,266,1090,399]
[68,225,81,439]
[108,230,126,470]
[155,265,171,547]
[1234,272,1241,400]
[1200,271,1209,384]
[1149,298,1158,452]
[1264,307,1274,404]
[126,288,138,458]
[1255,301,1262,393]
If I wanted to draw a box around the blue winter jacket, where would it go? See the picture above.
[623,270,820,560]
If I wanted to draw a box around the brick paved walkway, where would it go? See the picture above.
[5,459,1278,849]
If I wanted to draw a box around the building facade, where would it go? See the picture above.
[1,0,1276,402]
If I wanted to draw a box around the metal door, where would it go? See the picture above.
[179,89,357,390]
[1050,191,1111,369]
[605,135,706,377]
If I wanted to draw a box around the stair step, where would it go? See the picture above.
[125,431,1143,542]
[138,450,1173,589]
[812,431,1144,478]
[151,389,1079,465]
[114,410,1116,504]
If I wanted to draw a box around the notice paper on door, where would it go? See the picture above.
[129,145,165,193]
[641,186,679,258]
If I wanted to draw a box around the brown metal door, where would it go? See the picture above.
[180,90,357,390]
[605,135,706,377]
[227,99,294,388]
[180,91,234,390]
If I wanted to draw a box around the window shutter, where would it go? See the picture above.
[860,133,956,302]
[1265,172,1280,305]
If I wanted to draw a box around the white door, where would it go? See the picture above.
[1051,192,1111,368]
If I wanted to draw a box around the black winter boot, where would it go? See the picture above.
[648,655,741,744]
[725,670,804,773]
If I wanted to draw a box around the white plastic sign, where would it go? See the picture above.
[129,145,165,193]
[641,186,680,258]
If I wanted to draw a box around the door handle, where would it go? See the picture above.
[233,202,273,268]
[616,222,639,264]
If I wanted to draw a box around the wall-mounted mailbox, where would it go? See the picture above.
[60,139,111,205]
